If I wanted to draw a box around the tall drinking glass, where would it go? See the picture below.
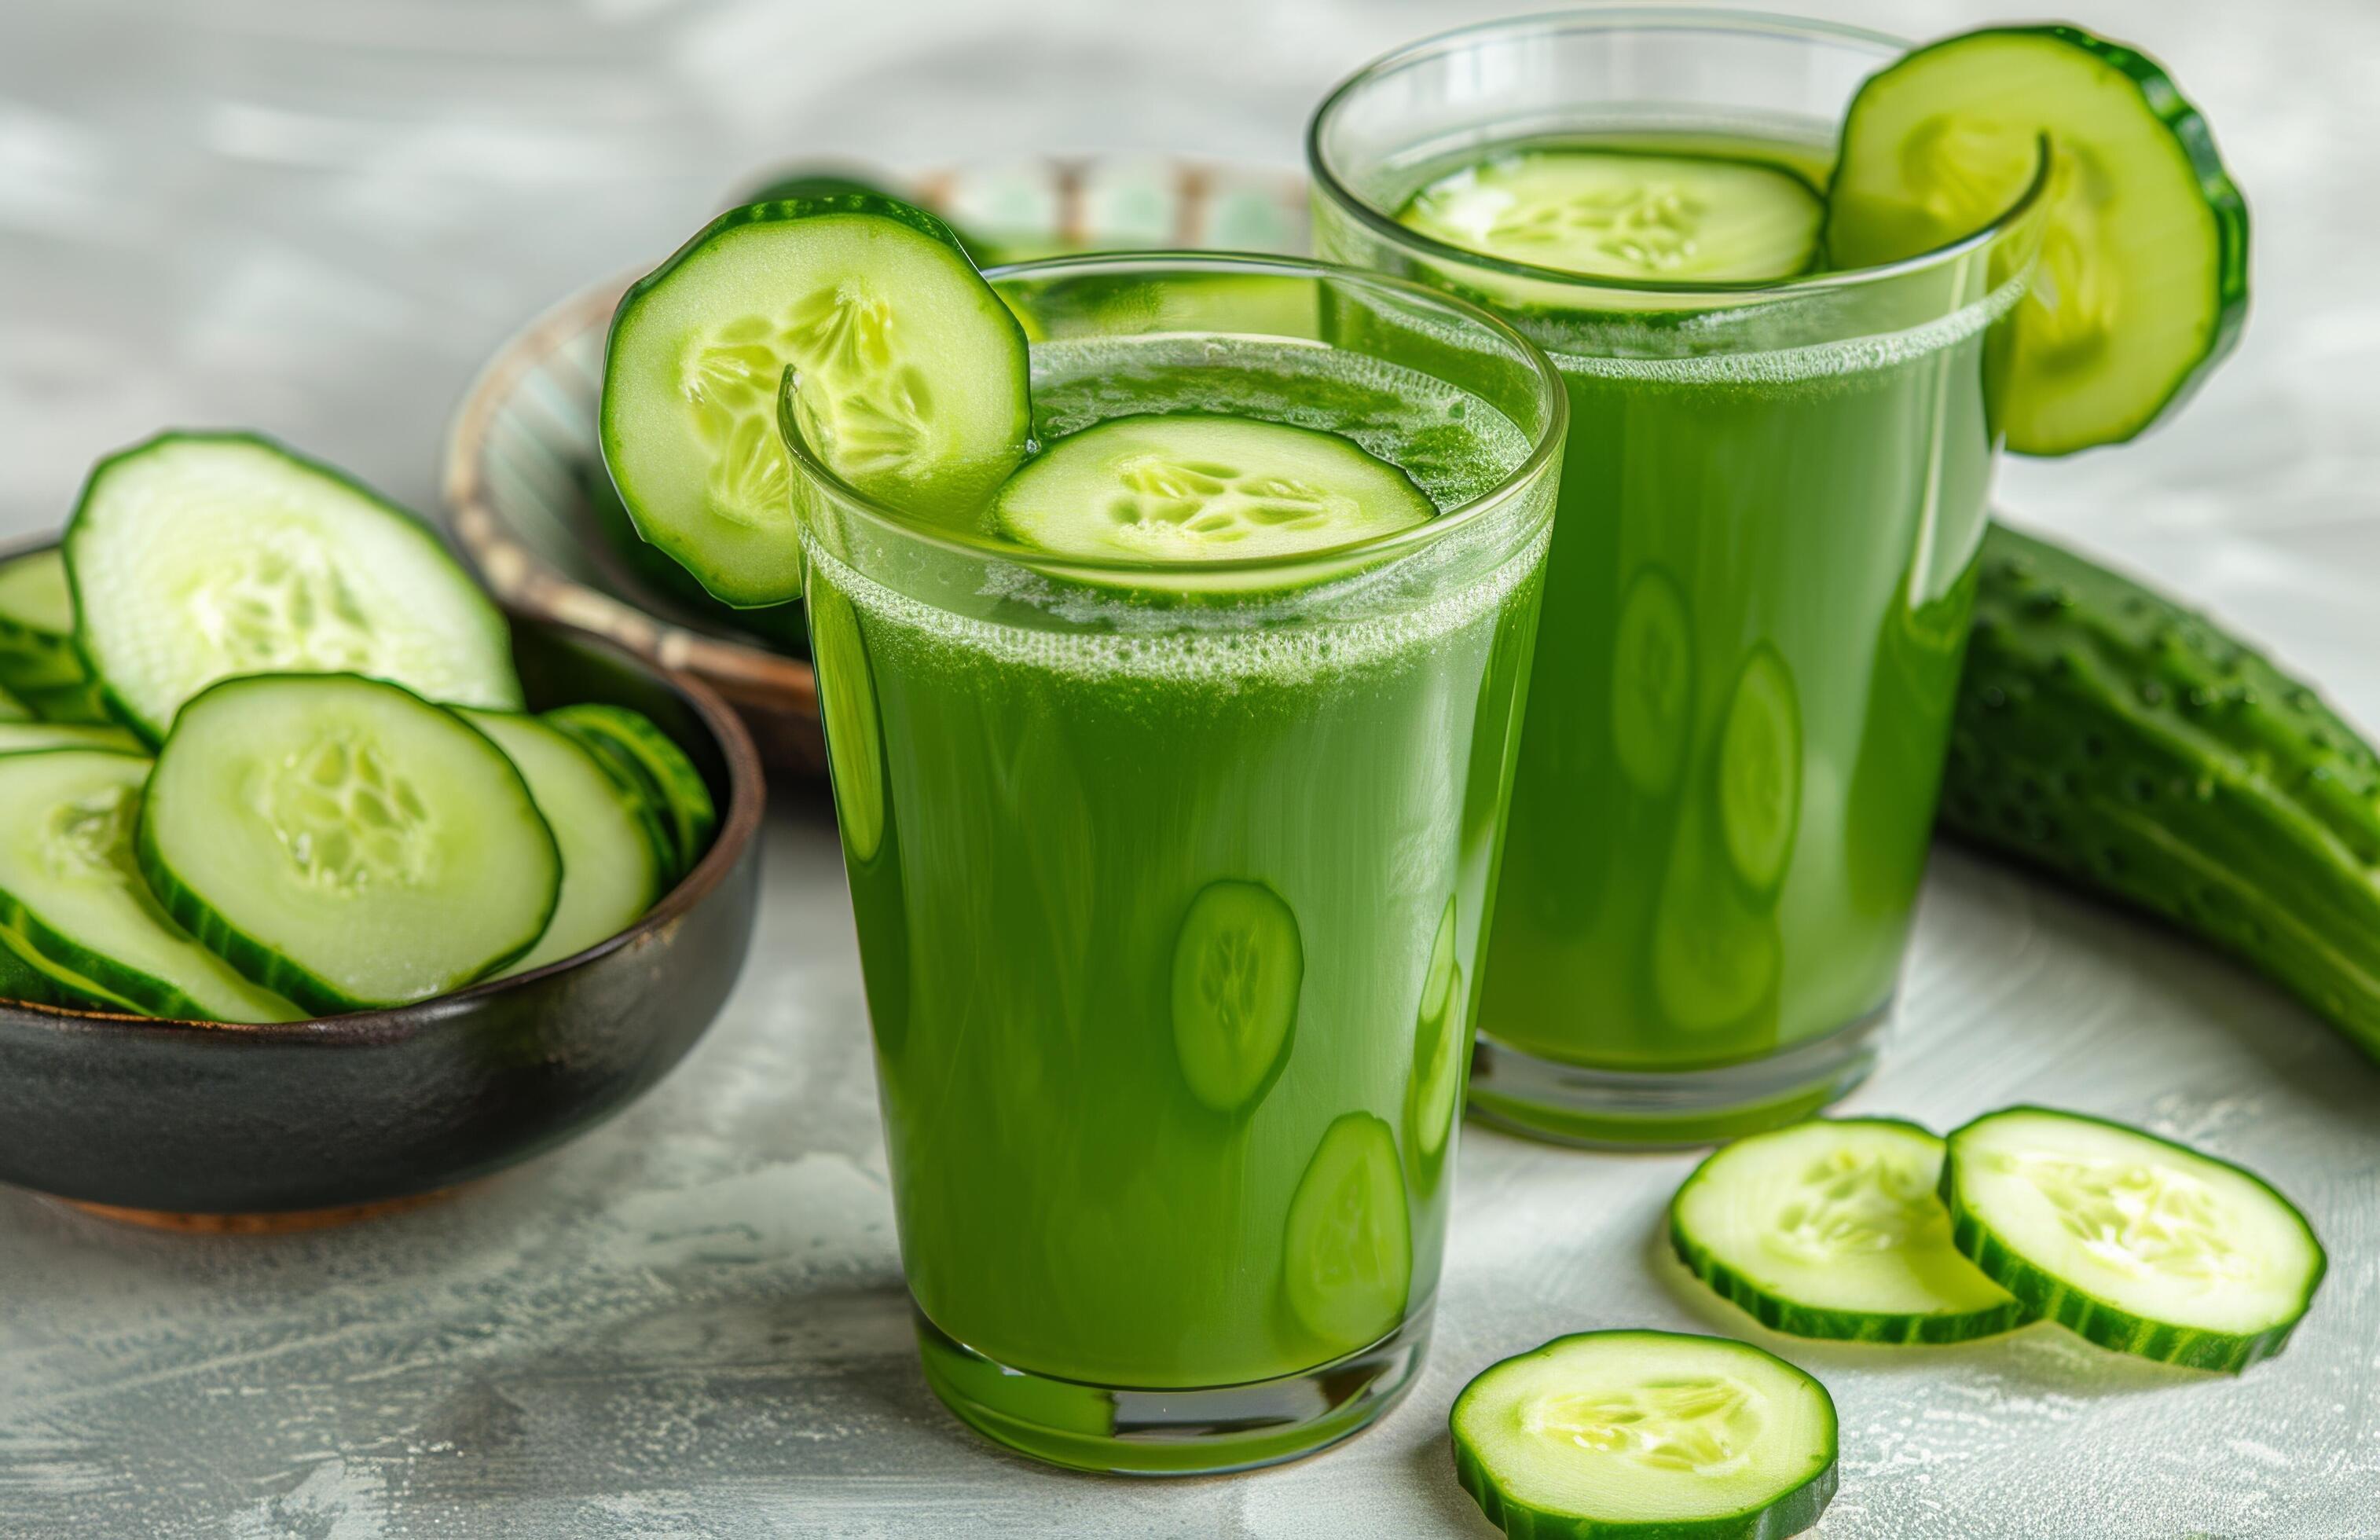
[1311,10,2049,1145]
[787,254,1564,1473]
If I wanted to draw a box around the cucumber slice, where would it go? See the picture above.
[0,549,75,650]
[1827,26,2248,456]
[1611,566,1695,798]
[541,711,679,882]
[603,193,1030,606]
[463,712,666,977]
[987,413,1436,572]
[1399,149,1824,284]
[1942,1106,2324,1372]
[1714,645,1802,900]
[1171,878,1303,1115]
[543,705,717,880]
[1672,1119,2025,1344]
[0,723,141,754]
[1652,806,1780,1033]
[0,921,141,1013]
[1282,1113,1411,1353]
[1451,1330,1837,1540]
[140,675,561,1014]
[0,750,299,1023]
[1406,896,1466,1172]
[66,432,523,742]
[805,581,886,865]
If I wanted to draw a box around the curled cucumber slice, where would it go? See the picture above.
[1282,1112,1410,1354]
[1171,878,1302,1114]
[1715,644,1802,900]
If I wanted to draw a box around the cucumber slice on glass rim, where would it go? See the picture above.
[603,192,1031,607]
[1941,1106,2324,1373]
[1826,25,2248,456]
[1171,878,1304,1115]
[1451,1329,1837,1540]
[1671,1118,2024,1344]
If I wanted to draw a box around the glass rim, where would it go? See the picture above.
[779,248,1570,585]
[1305,4,2055,299]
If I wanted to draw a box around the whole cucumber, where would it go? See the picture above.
[1941,522,2380,1064]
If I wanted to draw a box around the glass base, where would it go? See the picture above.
[1467,1002,1890,1148]
[913,1299,1430,1476]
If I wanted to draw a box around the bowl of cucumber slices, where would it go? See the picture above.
[0,434,765,1226]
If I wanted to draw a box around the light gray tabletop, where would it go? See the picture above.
[1,2,2374,1535]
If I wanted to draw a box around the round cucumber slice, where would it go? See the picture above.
[803,581,887,866]
[1672,1118,2025,1344]
[1399,148,1824,284]
[1170,878,1303,1115]
[1610,566,1695,798]
[1282,1112,1411,1353]
[0,548,75,650]
[1827,26,2248,456]
[1652,806,1780,1034]
[66,432,523,744]
[1406,896,1466,1170]
[603,193,1030,607]
[140,675,562,1014]
[988,413,1436,572]
[1942,1106,2325,1373]
[1451,1330,1838,1540]
[543,705,717,879]
[1714,645,1802,900]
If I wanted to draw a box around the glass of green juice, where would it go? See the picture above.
[1310,10,2052,1146]
[783,252,1565,1474]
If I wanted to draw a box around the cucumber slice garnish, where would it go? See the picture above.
[0,750,299,1023]
[140,675,562,1014]
[1610,566,1695,799]
[66,432,523,743]
[988,413,1436,574]
[1827,26,2248,456]
[543,705,717,881]
[1405,895,1465,1175]
[603,193,1030,606]
[1399,148,1824,284]
[1672,1118,2025,1344]
[804,581,887,866]
[0,549,75,651]
[1942,1106,2324,1373]
[1170,878,1303,1115]
[1451,1330,1837,1540]
[1714,645,1802,900]
[464,712,666,978]
[0,723,141,754]
[1282,1112,1410,1354]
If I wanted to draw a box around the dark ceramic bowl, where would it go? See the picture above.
[0,603,765,1227]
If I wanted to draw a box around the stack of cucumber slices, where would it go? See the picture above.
[0,433,716,1023]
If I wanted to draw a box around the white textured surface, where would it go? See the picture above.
[1,2,2376,1535]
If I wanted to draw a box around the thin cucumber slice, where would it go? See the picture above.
[1942,1106,2324,1372]
[1672,1119,2025,1344]
[603,192,1030,606]
[1282,1112,1410,1353]
[1451,1330,1837,1540]
[0,924,68,1008]
[0,549,75,649]
[543,705,717,879]
[1715,645,1802,900]
[1405,896,1466,1172]
[1611,566,1695,798]
[988,413,1436,573]
[1170,878,1303,1115]
[1399,149,1824,283]
[0,921,141,1013]
[0,680,27,722]
[463,712,666,977]
[66,432,523,742]
[805,580,886,864]
[0,723,142,754]
[0,750,299,1023]
[140,675,561,1014]
[1652,805,1780,1033]
[544,713,680,883]
[1827,26,2248,455]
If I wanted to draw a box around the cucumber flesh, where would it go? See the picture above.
[140,675,561,1014]
[1942,1106,2324,1372]
[1451,1330,1837,1540]
[542,705,716,881]
[464,712,666,977]
[1282,1113,1410,1354]
[603,193,1030,606]
[0,549,75,647]
[1672,1118,2024,1344]
[1610,566,1695,798]
[1405,896,1465,1171]
[0,750,299,1023]
[0,723,142,754]
[1827,26,2248,455]
[1400,149,1824,283]
[66,432,523,742]
[1715,645,1802,900]
[1170,878,1303,1115]
[805,581,887,864]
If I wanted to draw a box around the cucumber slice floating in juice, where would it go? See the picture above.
[140,674,562,1014]
[0,549,75,651]
[1282,1112,1411,1353]
[66,432,523,743]
[1406,896,1466,1171]
[1672,1118,2024,1344]
[543,705,717,880]
[1942,1106,2324,1372]
[1652,804,1780,1035]
[1715,645,1802,900]
[988,413,1436,572]
[1399,148,1824,284]
[1610,566,1695,799]
[1827,26,2248,455]
[1171,878,1303,1115]
[1450,1330,1838,1540]
[804,581,887,865]
[603,192,1030,606]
